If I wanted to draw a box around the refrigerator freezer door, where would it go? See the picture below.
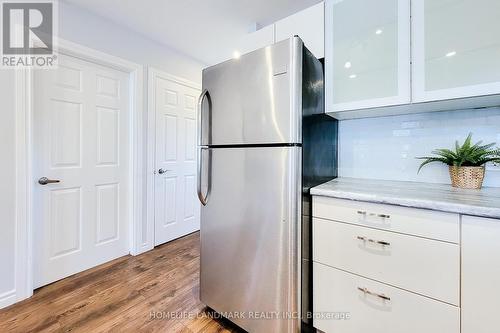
[200,39,303,146]
[200,146,301,333]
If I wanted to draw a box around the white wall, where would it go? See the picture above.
[339,108,500,187]
[0,70,17,304]
[58,1,204,82]
[0,1,204,308]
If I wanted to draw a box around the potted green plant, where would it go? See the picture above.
[417,133,500,189]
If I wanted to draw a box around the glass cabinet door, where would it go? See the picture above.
[412,0,500,102]
[325,0,411,112]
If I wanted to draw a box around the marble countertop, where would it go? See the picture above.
[310,177,500,219]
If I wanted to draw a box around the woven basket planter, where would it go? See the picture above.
[449,166,485,189]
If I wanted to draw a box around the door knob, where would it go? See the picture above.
[158,168,169,174]
[38,177,60,185]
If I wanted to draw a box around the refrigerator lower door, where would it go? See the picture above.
[200,146,301,333]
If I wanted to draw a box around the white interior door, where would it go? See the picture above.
[33,54,130,288]
[153,73,200,246]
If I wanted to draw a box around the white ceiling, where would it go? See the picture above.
[63,0,322,65]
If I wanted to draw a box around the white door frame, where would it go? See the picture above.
[146,67,201,246]
[12,38,146,305]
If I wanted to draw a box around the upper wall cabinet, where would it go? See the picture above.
[412,0,500,102]
[325,0,411,113]
[230,3,324,63]
[325,0,500,119]
[275,3,325,59]
[236,25,275,57]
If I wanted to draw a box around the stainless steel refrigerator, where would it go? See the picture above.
[197,37,338,333]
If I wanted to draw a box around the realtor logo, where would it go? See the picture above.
[1,0,58,68]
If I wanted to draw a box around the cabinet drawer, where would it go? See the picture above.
[313,262,460,333]
[313,197,459,243]
[313,218,459,305]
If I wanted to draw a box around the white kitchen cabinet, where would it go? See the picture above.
[314,262,460,333]
[462,215,500,333]
[235,24,275,57]
[312,196,461,333]
[313,196,460,243]
[275,2,325,59]
[212,25,274,65]
[314,217,460,305]
[325,0,411,112]
[412,0,500,102]
[324,0,500,119]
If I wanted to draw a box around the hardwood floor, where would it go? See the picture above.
[0,232,244,333]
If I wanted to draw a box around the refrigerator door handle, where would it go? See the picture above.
[197,147,211,205]
[197,89,212,146]
[197,89,212,206]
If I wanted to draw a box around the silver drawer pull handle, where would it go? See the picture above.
[357,211,391,219]
[357,287,391,301]
[357,236,391,246]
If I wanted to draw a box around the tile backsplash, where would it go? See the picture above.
[338,108,500,187]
